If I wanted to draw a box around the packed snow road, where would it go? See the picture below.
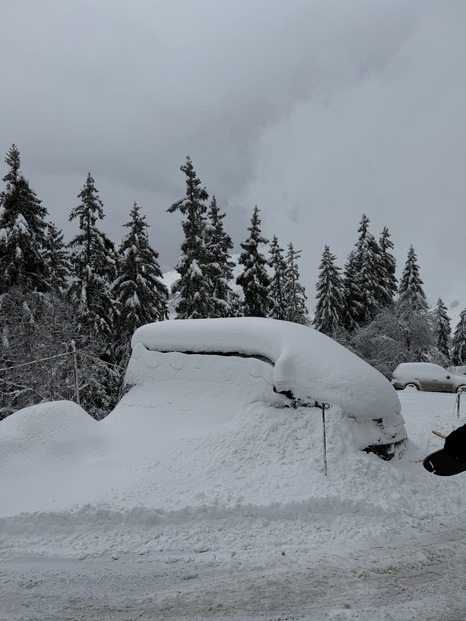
[1,521,465,620]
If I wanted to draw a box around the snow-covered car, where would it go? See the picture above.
[391,362,466,393]
[124,317,406,460]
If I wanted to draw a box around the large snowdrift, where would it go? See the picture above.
[1,380,465,526]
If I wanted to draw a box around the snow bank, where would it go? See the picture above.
[1,362,466,620]
[1,387,465,557]
[0,401,121,516]
[1,359,466,581]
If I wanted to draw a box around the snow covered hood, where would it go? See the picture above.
[131,318,403,426]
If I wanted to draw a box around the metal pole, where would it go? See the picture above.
[322,402,328,476]
[71,340,80,406]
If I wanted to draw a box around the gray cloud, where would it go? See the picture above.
[1,0,465,306]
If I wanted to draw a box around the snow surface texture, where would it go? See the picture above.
[130,317,406,451]
[1,354,466,618]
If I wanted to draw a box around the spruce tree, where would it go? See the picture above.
[67,174,122,418]
[452,308,466,366]
[283,242,309,325]
[203,196,237,317]
[0,147,79,418]
[113,202,168,363]
[167,156,212,319]
[0,144,49,294]
[432,298,451,360]
[377,226,397,308]
[397,246,428,314]
[236,206,270,317]
[342,250,360,332]
[395,246,433,360]
[68,172,117,343]
[347,214,382,327]
[43,222,71,294]
[268,235,288,320]
[313,245,345,337]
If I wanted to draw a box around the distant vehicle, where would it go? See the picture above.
[391,362,466,393]
[448,365,466,376]
[124,317,407,460]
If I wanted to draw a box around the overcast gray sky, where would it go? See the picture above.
[1,0,465,312]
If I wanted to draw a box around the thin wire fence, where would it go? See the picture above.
[0,344,126,420]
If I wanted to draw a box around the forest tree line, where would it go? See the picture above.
[313,215,466,377]
[1,145,465,419]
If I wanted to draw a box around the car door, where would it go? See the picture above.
[432,368,452,392]
[442,372,456,392]
[421,366,449,392]
[422,375,441,391]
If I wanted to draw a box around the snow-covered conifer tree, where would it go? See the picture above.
[394,246,433,361]
[67,173,121,418]
[397,246,428,314]
[432,298,451,360]
[43,222,71,294]
[452,308,466,366]
[68,173,117,343]
[113,202,168,363]
[0,144,49,294]
[0,148,76,417]
[342,250,360,332]
[313,245,345,336]
[168,156,212,319]
[345,214,382,327]
[283,242,309,325]
[376,226,397,308]
[203,196,237,317]
[268,235,287,320]
[236,206,270,317]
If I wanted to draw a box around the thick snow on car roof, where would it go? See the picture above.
[394,363,446,377]
[131,318,404,437]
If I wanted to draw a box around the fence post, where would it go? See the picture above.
[321,402,329,476]
[71,340,80,406]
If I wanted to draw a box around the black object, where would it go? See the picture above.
[424,423,466,476]
[423,448,466,476]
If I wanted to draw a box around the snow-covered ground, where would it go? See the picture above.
[1,349,466,619]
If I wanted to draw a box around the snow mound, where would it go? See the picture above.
[0,401,113,516]
[0,400,100,460]
[1,364,466,574]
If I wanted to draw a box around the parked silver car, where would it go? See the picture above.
[392,362,466,393]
